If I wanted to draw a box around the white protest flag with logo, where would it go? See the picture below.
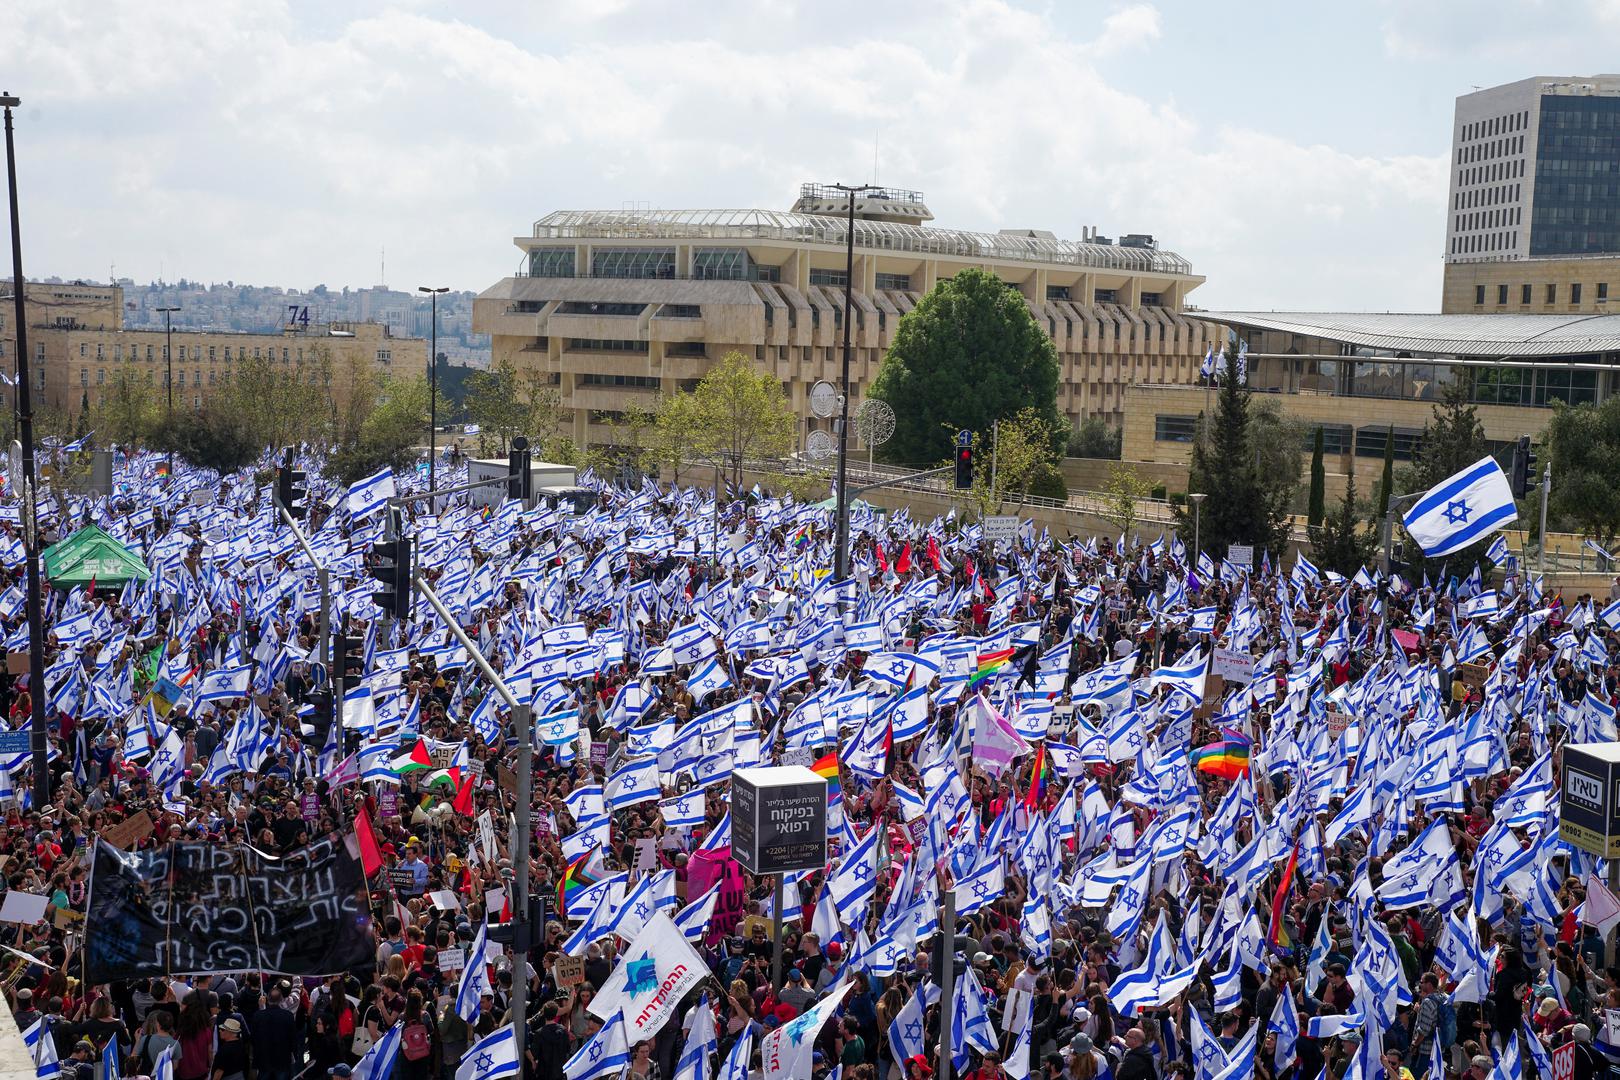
[762,980,853,1080]
[587,911,710,1042]
[1401,455,1517,557]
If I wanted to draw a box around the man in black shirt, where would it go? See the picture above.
[251,986,298,1080]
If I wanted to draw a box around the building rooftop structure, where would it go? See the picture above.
[523,207,1192,276]
[1206,310,1620,358]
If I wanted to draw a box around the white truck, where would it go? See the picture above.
[466,458,581,509]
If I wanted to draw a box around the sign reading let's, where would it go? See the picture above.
[1561,743,1620,858]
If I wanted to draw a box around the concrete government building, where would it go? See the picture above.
[1442,75,1620,314]
[473,184,1216,449]
[0,281,426,419]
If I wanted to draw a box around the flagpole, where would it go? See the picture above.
[936,870,956,1080]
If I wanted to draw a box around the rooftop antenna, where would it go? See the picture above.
[380,246,385,288]
[873,130,880,186]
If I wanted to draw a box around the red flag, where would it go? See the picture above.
[895,542,912,575]
[873,543,888,573]
[354,806,384,877]
[926,536,944,572]
[452,773,476,816]
[85,576,96,599]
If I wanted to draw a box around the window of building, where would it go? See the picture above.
[193,371,202,386]
[1355,426,1423,460]
[692,248,752,280]
[527,248,575,278]
[253,347,262,359]
[377,349,391,364]
[1475,285,1485,305]
[1522,283,1532,304]
[591,248,676,279]
[1304,424,1354,455]
[579,373,660,389]
[95,343,104,359]
[96,369,105,385]
[208,372,215,385]
[1045,284,1071,301]
[208,346,216,361]
[1095,288,1118,304]
[1572,283,1583,304]
[1141,291,1163,306]
[655,304,701,319]
[753,265,782,283]
[809,268,849,288]
[146,345,153,361]
[79,344,86,357]
[1154,415,1198,443]
[876,272,912,291]
[1600,283,1610,301]
[80,368,88,387]
[1535,367,1597,406]
[558,301,646,316]
[1546,283,1557,303]
[666,342,706,358]
[1497,284,1508,305]
[569,338,645,353]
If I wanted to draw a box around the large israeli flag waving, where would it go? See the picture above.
[1402,455,1517,557]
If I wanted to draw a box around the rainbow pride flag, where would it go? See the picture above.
[1267,839,1300,952]
[811,750,841,802]
[1022,743,1052,811]
[1192,728,1252,779]
[968,648,1015,688]
[558,848,605,917]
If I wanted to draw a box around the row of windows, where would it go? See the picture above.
[1455,207,1522,232]
[557,301,645,316]
[808,268,848,288]
[1461,110,1528,144]
[1454,183,1520,211]
[1453,231,1517,255]
[1458,158,1524,189]
[568,338,645,352]
[1475,280,1609,305]
[874,272,912,291]
[578,373,660,389]
[1458,134,1524,164]
[76,367,335,388]
[73,342,329,364]
[656,304,701,319]
[1155,415,1427,459]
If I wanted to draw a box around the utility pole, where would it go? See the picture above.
[1538,462,1551,582]
[3,92,48,808]
[418,287,448,489]
[831,182,876,582]
[156,305,179,472]
[936,872,956,1080]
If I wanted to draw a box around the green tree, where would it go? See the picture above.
[464,359,532,454]
[1176,351,1295,558]
[93,363,162,448]
[1101,462,1154,541]
[1545,398,1620,546]
[1310,469,1377,575]
[1374,425,1395,524]
[1307,426,1326,528]
[675,351,796,486]
[981,407,1065,509]
[327,375,431,485]
[869,268,1062,463]
[1067,417,1122,459]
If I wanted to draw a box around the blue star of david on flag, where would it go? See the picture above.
[1442,498,1470,524]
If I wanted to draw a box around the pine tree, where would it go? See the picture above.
[1374,425,1395,523]
[1311,470,1377,575]
[1307,426,1326,528]
[1180,350,1292,558]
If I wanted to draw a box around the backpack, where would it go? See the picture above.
[1434,994,1457,1050]
[402,1021,432,1062]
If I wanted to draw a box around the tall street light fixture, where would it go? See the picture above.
[156,305,179,473]
[418,287,448,488]
[3,91,50,807]
[1188,492,1207,566]
[831,183,876,581]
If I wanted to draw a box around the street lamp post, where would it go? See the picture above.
[418,287,448,489]
[156,305,179,472]
[831,182,876,582]
[1188,492,1206,563]
[3,91,50,807]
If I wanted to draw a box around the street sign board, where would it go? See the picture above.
[1227,543,1254,569]
[731,765,827,876]
[956,429,971,448]
[1561,742,1620,858]
[983,516,1019,542]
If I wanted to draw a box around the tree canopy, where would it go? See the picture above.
[1545,397,1620,546]
[869,268,1062,464]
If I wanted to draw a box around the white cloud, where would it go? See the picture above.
[0,0,1452,310]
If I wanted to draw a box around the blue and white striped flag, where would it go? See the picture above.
[606,756,661,810]
[673,996,717,1080]
[347,467,397,518]
[456,1025,520,1080]
[352,1022,403,1080]
[456,921,493,1020]
[564,1008,630,1080]
[1486,534,1511,566]
[24,1018,59,1080]
[1402,456,1518,557]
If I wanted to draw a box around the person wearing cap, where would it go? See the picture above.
[778,968,814,1013]
[212,1018,249,1080]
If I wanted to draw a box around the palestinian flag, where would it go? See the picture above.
[968,648,1015,689]
[392,738,434,774]
[558,848,605,917]
[1022,743,1052,811]
[1191,728,1252,780]
[811,750,842,804]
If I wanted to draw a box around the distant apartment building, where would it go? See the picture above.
[0,281,425,417]
[473,185,1216,448]
[1443,75,1620,313]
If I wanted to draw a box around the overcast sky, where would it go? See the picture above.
[3,0,1618,311]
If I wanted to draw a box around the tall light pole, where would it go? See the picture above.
[3,91,49,808]
[831,183,876,581]
[418,287,448,488]
[156,305,179,473]
[1188,492,1206,565]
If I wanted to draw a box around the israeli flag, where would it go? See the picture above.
[1402,456,1517,557]
[24,1018,60,1080]
[607,756,661,810]
[456,1026,520,1080]
[564,1008,630,1080]
[658,789,706,829]
[352,1022,404,1080]
[456,921,493,1020]
[347,467,397,518]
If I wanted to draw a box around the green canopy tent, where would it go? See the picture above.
[41,524,151,588]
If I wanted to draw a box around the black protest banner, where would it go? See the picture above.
[85,836,372,981]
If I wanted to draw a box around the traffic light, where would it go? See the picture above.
[508,435,532,502]
[333,631,360,678]
[954,440,974,490]
[1509,434,1537,498]
[277,464,309,519]
[371,539,412,618]
[306,688,334,743]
